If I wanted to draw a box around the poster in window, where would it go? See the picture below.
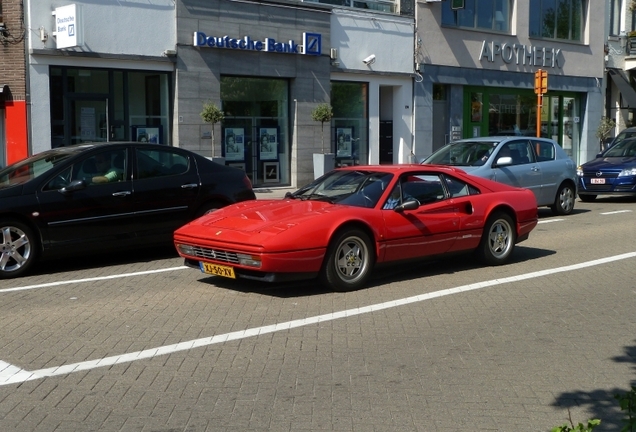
[263,162,279,183]
[224,128,245,161]
[259,128,278,160]
[133,126,162,144]
[336,127,352,158]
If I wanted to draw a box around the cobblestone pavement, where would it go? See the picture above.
[0,198,634,431]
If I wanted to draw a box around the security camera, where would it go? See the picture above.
[362,54,376,65]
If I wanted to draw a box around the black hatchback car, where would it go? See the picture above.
[0,142,255,278]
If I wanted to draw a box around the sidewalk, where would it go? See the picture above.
[253,186,296,200]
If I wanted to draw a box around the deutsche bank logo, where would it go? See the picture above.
[303,32,321,56]
[68,24,75,37]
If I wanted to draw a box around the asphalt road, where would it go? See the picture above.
[0,196,635,432]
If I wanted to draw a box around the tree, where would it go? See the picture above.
[311,103,334,153]
[200,102,225,156]
[596,116,616,149]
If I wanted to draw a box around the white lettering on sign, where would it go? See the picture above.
[479,41,563,68]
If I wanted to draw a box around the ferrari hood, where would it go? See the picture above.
[177,198,344,240]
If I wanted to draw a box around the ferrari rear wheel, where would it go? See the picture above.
[476,212,515,266]
[321,229,374,292]
[0,220,38,279]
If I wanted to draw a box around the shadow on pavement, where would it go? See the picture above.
[31,245,180,277]
[202,246,556,298]
[552,342,636,431]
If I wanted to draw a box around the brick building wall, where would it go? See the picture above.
[1,0,26,99]
[1,0,28,163]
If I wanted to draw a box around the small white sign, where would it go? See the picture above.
[574,117,580,123]
[53,4,82,49]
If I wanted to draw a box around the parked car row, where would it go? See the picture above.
[3,135,635,291]
[0,142,255,279]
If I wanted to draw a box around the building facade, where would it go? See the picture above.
[6,0,608,186]
[414,0,606,166]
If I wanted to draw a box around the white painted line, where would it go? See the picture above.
[538,219,564,224]
[1,251,635,387]
[601,210,633,215]
[0,266,189,294]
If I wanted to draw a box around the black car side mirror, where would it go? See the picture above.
[59,179,87,194]
[394,199,420,212]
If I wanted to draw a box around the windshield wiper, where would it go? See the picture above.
[302,193,335,203]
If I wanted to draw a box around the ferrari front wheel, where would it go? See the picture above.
[476,212,515,266]
[321,229,374,292]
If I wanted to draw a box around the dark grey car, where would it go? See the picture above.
[422,136,577,215]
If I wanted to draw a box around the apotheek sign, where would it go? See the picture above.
[479,40,564,69]
[193,32,322,56]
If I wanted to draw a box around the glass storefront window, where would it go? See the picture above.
[49,67,171,148]
[464,87,580,159]
[221,77,289,186]
[332,81,368,166]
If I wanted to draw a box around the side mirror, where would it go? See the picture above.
[59,179,87,194]
[394,199,420,212]
[495,156,513,167]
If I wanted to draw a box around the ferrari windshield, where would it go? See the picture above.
[0,152,73,188]
[291,170,394,208]
[424,141,499,166]
[603,138,636,158]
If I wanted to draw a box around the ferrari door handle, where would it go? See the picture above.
[181,183,199,189]
[112,191,132,197]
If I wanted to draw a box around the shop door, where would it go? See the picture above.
[70,98,109,145]
[223,117,282,186]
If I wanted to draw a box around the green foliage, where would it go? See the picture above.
[595,116,616,141]
[551,419,601,432]
[311,103,334,153]
[200,101,224,126]
[200,102,224,154]
[615,386,636,432]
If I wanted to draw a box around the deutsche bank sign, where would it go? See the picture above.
[193,32,322,56]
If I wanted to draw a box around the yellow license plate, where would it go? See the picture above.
[199,262,236,279]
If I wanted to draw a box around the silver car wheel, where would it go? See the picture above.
[553,184,575,215]
[322,229,374,291]
[487,218,513,259]
[1,225,33,274]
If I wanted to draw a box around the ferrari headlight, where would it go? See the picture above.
[237,253,262,268]
[618,167,636,177]
[176,243,196,256]
[576,166,584,176]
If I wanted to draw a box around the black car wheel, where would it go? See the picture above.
[0,220,38,279]
[579,194,597,202]
[321,229,374,292]
[551,183,575,215]
[476,212,515,266]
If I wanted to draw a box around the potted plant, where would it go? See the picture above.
[596,116,616,151]
[311,103,335,179]
[200,101,225,164]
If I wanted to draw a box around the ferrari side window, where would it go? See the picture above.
[402,174,446,205]
[444,175,480,197]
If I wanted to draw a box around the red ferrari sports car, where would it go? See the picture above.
[174,165,538,291]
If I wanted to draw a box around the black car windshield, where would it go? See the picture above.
[611,131,636,147]
[291,170,394,208]
[424,141,499,166]
[0,152,73,188]
[604,138,636,158]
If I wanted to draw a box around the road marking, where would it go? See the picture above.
[0,266,189,294]
[601,210,633,215]
[538,219,564,224]
[1,251,635,387]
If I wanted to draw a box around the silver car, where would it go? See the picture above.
[422,136,577,215]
